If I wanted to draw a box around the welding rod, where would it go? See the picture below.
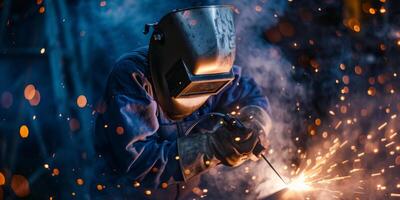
[260,154,288,185]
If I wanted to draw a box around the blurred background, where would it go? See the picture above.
[0,0,400,199]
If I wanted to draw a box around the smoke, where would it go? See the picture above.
[196,0,313,199]
[228,0,310,199]
[77,0,206,58]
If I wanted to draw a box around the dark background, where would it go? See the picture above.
[1,0,399,199]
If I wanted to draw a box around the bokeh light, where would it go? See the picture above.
[38,6,45,14]
[76,178,84,186]
[77,95,87,108]
[29,90,41,106]
[11,175,30,197]
[52,168,60,176]
[23,84,36,100]
[116,126,124,135]
[0,172,5,185]
[1,91,13,108]
[19,125,29,139]
[96,184,103,191]
[69,118,80,132]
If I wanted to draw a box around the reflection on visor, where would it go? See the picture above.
[166,59,234,98]
[179,81,229,97]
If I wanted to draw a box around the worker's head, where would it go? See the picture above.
[148,5,236,120]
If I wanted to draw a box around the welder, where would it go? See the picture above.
[93,5,272,199]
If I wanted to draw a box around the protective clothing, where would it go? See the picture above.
[237,105,272,151]
[148,5,236,120]
[177,114,261,181]
[93,38,271,200]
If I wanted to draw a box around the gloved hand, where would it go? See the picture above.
[209,115,261,167]
[177,114,261,180]
[237,105,272,156]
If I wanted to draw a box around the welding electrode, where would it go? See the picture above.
[261,154,288,185]
[252,143,288,185]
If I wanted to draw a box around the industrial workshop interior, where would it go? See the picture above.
[0,0,399,199]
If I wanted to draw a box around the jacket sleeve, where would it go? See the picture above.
[96,59,183,188]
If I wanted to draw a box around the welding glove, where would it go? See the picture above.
[177,115,260,181]
[237,105,272,158]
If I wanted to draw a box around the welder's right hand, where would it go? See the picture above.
[237,105,272,157]
[208,116,261,167]
[177,116,261,181]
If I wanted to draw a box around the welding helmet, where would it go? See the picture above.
[147,5,236,120]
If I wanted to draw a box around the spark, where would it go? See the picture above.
[315,175,351,184]
[287,174,311,191]
[349,168,363,173]
[371,173,381,177]
[340,140,348,148]
[378,122,387,130]
[385,141,395,147]
[334,121,342,130]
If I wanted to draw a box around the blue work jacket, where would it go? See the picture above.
[93,46,269,199]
